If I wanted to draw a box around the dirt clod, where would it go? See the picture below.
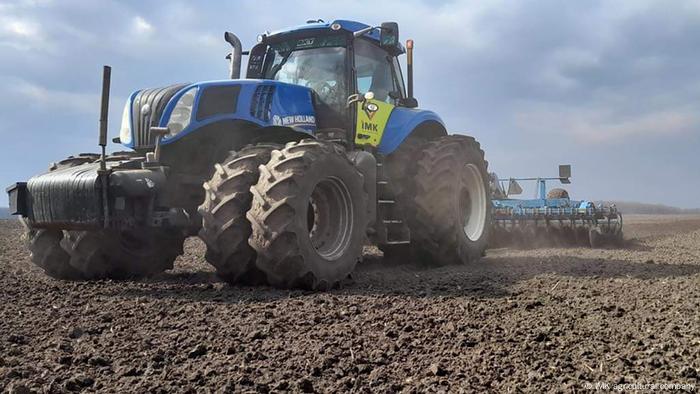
[0,215,699,392]
[67,327,83,339]
[297,377,315,392]
[429,363,448,376]
[187,344,207,359]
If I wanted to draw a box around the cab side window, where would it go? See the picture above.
[354,39,400,103]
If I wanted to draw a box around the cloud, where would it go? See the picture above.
[0,0,698,207]
[513,103,699,143]
[132,16,154,35]
[0,16,44,50]
[3,77,99,113]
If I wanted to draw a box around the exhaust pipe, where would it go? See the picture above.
[406,39,414,99]
[98,65,111,171]
[224,32,243,79]
[98,65,111,228]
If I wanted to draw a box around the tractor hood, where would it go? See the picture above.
[120,80,317,149]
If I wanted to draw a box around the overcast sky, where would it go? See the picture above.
[1,0,698,208]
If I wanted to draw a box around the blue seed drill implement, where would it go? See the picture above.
[489,165,623,248]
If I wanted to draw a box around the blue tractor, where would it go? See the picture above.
[7,20,491,289]
[489,165,623,248]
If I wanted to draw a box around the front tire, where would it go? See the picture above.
[60,229,184,279]
[24,225,83,280]
[198,144,281,284]
[409,135,491,265]
[247,140,368,290]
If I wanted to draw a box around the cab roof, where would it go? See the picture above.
[265,19,405,54]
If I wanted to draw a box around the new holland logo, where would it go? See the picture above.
[363,102,379,120]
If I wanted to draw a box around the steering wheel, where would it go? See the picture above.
[312,81,336,99]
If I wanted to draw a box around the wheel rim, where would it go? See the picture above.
[306,176,354,260]
[460,163,487,242]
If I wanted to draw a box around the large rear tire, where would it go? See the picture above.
[378,136,425,263]
[247,140,368,290]
[60,229,184,279]
[409,135,491,265]
[198,144,281,284]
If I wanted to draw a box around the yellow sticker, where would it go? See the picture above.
[355,99,394,147]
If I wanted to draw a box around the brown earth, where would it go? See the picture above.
[1,215,699,393]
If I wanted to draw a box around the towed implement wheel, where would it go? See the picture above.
[60,228,184,279]
[247,140,368,290]
[589,213,624,248]
[409,135,491,265]
[198,144,281,284]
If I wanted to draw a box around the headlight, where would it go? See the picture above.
[167,87,198,135]
[119,97,132,145]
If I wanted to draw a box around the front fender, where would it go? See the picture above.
[378,107,446,154]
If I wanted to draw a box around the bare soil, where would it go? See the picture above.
[1,215,699,393]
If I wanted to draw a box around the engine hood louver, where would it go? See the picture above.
[131,83,188,149]
[250,85,276,122]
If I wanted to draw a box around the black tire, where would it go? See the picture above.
[408,135,491,265]
[546,188,569,199]
[198,143,281,284]
[247,140,368,290]
[378,136,426,263]
[24,224,83,280]
[60,229,184,279]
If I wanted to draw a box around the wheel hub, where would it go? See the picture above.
[306,176,354,260]
[461,164,487,242]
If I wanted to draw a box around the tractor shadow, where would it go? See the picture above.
[111,247,700,304]
[350,250,700,295]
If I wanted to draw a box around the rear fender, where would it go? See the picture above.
[378,107,446,154]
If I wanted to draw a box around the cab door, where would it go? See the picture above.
[352,39,403,148]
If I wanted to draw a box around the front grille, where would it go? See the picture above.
[250,85,275,122]
[131,84,188,149]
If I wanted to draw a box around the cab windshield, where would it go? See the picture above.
[263,35,347,117]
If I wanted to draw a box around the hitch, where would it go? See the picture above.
[6,182,28,217]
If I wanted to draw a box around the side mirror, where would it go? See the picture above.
[507,179,523,196]
[398,97,418,108]
[380,22,399,49]
[559,164,571,184]
[389,92,418,107]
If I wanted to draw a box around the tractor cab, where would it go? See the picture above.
[246,20,410,145]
